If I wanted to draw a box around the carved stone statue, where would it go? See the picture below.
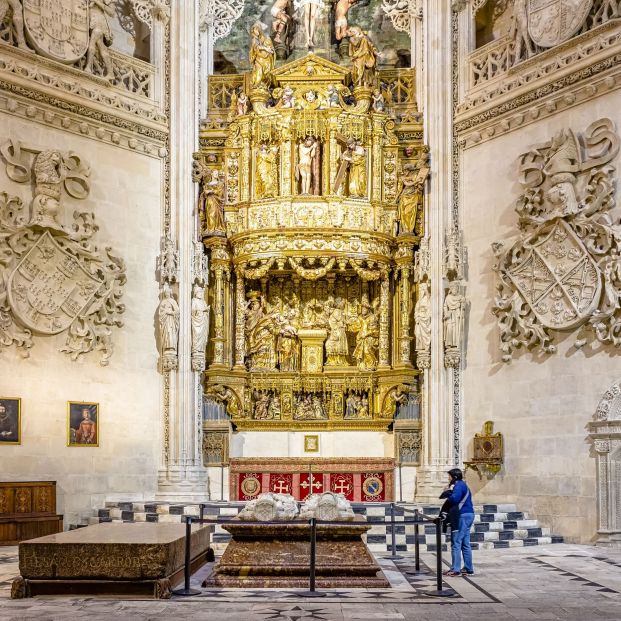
[158,284,180,371]
[237,92,250,116]
[299,492,355,521]
[0,0,28,51]
[237,493,299,521]
[372,89,386,113]
[350,298,379,371]
[191,284,210,372]
[325,297,349,366]
[414,282,431,367]
[509,0,535,65]
[249,23,275,90]
[159,237,178,284]
[334,0,357,41]
[297,136,320,195]
[296,0,325,49]
[382,384,409,418]
[347,26,378,89]
[256,144,279,199]
[85,0,115,79]
[280,84,295,108]
[30,150,65,229]
[444,281,465,366]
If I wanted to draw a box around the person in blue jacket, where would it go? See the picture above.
[441,467,475,577]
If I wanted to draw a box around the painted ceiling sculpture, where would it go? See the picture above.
[195,17,427,431]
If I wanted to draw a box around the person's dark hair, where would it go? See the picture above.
[448,468,463,481]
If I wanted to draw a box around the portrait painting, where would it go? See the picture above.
[0,398,21,445]
[304,434,319,453]
[68,402,99,447]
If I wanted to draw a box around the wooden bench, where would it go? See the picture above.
[0,481,63,545]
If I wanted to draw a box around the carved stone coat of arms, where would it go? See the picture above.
[23,0,90,63]
[492,118,621,361]
[527,0,593,48]
[0,140,126,365]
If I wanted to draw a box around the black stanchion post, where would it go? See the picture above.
[414,509,421,573]
[389,503,403,560]
[199,503,205,523]
[172,516,201,596]
[423,514,454,597]
[298,517,326,598]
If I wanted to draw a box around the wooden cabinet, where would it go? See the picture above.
[0,481,63,545]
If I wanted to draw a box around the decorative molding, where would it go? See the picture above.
[200,0,246,41]
[381,1,421,34]
[492,118,621,362]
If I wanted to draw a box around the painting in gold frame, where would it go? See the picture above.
[304,434,319,453]
[0,397,21,445]
[67,401,99,447]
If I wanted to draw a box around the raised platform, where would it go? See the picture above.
[205,518,389,588]
[11,522,213,599]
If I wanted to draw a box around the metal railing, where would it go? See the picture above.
[172,502,454,598]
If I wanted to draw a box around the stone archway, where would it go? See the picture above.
[590,381,621,546]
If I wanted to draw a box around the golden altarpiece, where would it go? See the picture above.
[195,33,426,498]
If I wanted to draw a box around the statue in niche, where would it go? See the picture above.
[160,237,178,283]
[85,0,115,79]
[344,392,370,419]
[444,282,465,350]
[397,148,430,234]
[30,150,65,230]
[197,168,225,236]
[382,384,409,418]
[335,138,367,198]
[158,284,180,370]
[334,0,358,41]
[349,298,379,371]
[253,390,274,420]
[414,282,431,352]
[0,0,28,51]
[324,297,349,366]
[297,136,320,195]
[245,293,277,370]
[236,92,250,116]
[347,26,378,89]
[191,284,210,372]
[256,143,279,199]
[271,0,294,56]
[294,393,327,420]
[275,308,300,372]
[296,0,326,49]
[250,24,275,90]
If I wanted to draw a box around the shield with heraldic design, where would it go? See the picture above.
[24,0,90,63]
[7,231,103,335]
[506,219,602,331]
[527,0,593,48]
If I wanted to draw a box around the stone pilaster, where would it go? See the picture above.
[416,1,456,502]
[157,1,208,499]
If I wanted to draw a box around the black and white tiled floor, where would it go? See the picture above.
[0,544,620,620]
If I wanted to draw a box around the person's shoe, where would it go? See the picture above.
[460,569,475,576]
[443,570,461,577]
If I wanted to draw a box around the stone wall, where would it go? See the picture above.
[460,92,621,543]
[0,112,163,527]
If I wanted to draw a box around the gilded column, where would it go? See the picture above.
[234,268,246,368]
[395,239,415,369]
[378,272,390,369]
[206,238,230,368]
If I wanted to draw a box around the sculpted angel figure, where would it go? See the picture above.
[250,23,275,90]
[237,92,250,116]
[256,143,279,199]
[85,0,115,79]
[280,84,295,108]
[347,26,378,88]
[0,0,28,50]
[297,136,320,195]
[372,89,386,112]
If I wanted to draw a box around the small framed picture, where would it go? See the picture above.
[0,398,21,445]
[68,402,99,447]
[304,434,319,453]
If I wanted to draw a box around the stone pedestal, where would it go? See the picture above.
[205,519,388,588]
[11,522,213,599]
[299,329,327,374]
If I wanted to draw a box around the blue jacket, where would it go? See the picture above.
[448,480,474,515]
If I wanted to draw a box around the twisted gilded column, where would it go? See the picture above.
[234,268,246,368]
[378,272,391,369]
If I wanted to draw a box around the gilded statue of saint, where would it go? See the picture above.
[297,136,320,195]
[349,299,379,371]
[256,144,279,199]
[347,26,378,89]
[397,149,430,234]
[249,24,275,90]
[245,295,277,370]
[325,297,349,366]
[201,169,226,236]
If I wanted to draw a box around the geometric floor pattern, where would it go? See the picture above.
[0,544,620,619]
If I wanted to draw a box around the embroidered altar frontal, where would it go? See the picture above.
[230,458,395,503]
